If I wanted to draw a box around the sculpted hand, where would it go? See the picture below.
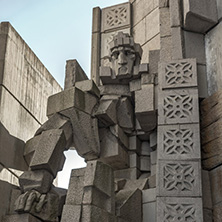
[15,190,47,213]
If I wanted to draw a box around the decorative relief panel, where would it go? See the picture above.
[158,89,199,124]
[157,160,201,196]
[157,197,203,222]
[159,59,197,89]
[158,124,200,160]
[102,3,131,32]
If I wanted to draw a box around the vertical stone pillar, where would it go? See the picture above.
[156,58,203,221]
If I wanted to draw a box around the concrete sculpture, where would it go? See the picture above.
[13,32,152,221]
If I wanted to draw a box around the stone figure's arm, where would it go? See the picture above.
[15,112,73,213]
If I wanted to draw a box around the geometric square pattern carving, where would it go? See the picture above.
[158,124,200,160]
[158,89,199,125]
[157,160,201,197]
[159,59,197,89]
[102,3,131,32]
[157,197,203,222]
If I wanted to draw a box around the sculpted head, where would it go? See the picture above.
[109,32,142,79]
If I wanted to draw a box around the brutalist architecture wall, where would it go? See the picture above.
[0,22,62,220]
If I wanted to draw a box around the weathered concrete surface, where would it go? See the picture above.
[0,22,62,141]
[206,21,222,96]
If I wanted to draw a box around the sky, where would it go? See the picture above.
[0,0,126,188]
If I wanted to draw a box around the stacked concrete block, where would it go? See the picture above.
[157,58,203,221]
[61,161,116,222]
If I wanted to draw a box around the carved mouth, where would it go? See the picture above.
[118,66,128,75]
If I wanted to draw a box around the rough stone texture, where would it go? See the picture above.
[116,189,142,222]
[157,124,201,160]
[217,0,222,19]
[81,205,116,222]
[129,79,141,92]
[184,31,206,65]
[140,142,152,156]
[61,205,81,222]
[0,22,62,141]
[157,160,202,197]
[213,202,222,222]
[99,85,131,97]
[160,7,171,37]
[47,87,98,117]
[65,168,85,205]
[114,168,141,180]
[75,80,100,98]
[203,209,213,222]
[123,178,149,191]
[149,50,160,74]
[84,160,114,198]
[99,128,129,169]
[197,64,208,98]
[61,108,100,160]
[157,197,203,222]
[117,97,134,129]
[29,129,66,177]
[183,0,218,33]
[140,156,151,172]
[171,27,183,60]
[64,60,88,90]
[129,136,141,153]
[129,153,139,168]
[158,88,199,125]
[143,202,156,222]
[2,214,42,222]
[206,21,222,96]
[142,188,156,203]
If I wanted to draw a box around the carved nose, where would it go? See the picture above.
[118,52,127,65]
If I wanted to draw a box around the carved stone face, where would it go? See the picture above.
[110,46,136,79]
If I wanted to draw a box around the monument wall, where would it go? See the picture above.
[0,22,62,220]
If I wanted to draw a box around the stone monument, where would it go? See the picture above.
[1,0,222,221]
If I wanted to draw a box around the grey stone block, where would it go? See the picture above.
[157,160,202,197]
[19,170,53,193]
[149,174,156,188]
[142,188,156,203]
[61,108,100,160]
[217,0,222,20]
[114,168,141,180]
[81,204,116,222]
[170,0,182,27]
[61,205,81,222]
[140,156,151,172]
[140,142,151,156]
[157,124,201,160]
[141,73,155,85]
[149,50,160,74]
[129,136,141,153]
[110,125,129,149]
[160,36,173,62]
[143,202,156,222]
[184,31,206,64]
[159,59,197,89]
[213,202,222,222]
[117,97,134,129]
[209,165,222,205]
[124,178,149,191]
[84,160,114,198]
[158,88,199,125]
[202,170,212,210]
[135,85,156,131]
[116,189,142,222]
[197,64,208,98]
[157,197,203,222]
[115,179,127,192]
[171,27,183,60]
[151,164,157,176]
[129,79,141,92]
[64,60,88,90]
[95,99,117,126]
[183,0,218,33]
[75,80,100,98]
[99,128,129,169]
[92,7,101,33]
[83,186,113,213]
[150,150,157,165]
[159,7,171,37]
[99,85,131,97]
[2,214,42,222]
[29,129,66,177]
[65,168,85,205]
[150,131,157,149]
[101,2,131,32]
[129,153,139,168]
[47,87,98,117]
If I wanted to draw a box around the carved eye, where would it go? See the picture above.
[111,51,119,59]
